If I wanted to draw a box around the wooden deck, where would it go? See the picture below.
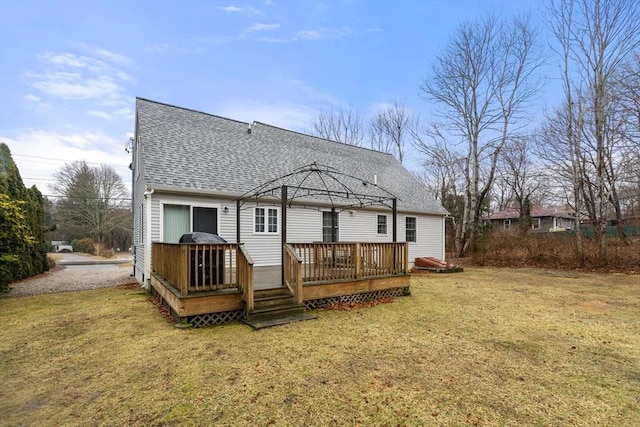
[150,242,410,327]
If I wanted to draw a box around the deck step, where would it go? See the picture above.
[253,286,292,299]
[253,294,295,310]
[244,312,316,330]
[247,303,305,320]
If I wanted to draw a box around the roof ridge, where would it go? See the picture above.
[252,121,396,157]
[136,97,251,127]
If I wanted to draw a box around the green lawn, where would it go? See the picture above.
[1,268,639,426]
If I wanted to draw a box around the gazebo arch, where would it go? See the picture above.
[233,162,400,283]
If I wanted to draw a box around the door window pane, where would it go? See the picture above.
[193,207,218,234]
[163,204,190,243]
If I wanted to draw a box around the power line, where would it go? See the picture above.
[13,154,131,170]
[43,194,132,201]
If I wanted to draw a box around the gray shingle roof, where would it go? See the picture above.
[136,98,447,215]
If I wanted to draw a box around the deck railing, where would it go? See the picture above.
[289,242,408,283]
[284,244,304,305]
[152,243,254,298]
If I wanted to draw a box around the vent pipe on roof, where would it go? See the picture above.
[247,123,252,134]
[374,175,378,185]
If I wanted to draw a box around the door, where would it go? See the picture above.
[163,204,190,243]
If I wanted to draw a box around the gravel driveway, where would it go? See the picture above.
[1,262,138,299]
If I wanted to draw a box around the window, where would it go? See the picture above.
[406,217,416,242]
[503,219,511,230]
[532,218,541,230]
[377,215,387,235]
[322,211,339,242]
[255,207,278,233]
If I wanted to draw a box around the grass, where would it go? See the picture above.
[1,268,639,426]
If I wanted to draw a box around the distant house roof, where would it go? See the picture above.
[135,98,447,215]
[488,206,575,220]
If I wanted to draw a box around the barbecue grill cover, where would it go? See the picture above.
[178,232,227,244]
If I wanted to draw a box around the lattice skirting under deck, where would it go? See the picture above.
[303,286,410,310]
[188,310,246,328]
[150,286,410,328]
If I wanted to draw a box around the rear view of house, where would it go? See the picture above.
[131,98,447,327]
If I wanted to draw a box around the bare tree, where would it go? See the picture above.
[368,101,417,164]
[548,0,640,260]
[413,123,467,254]
[308,105,365,146]
[51,161,129,250]
[420,15,542,256]
[496,136,544,233]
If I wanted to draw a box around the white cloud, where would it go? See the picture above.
[144,43,207,55]
[217,5,242,13]
[247,23,280,32]
[296,27,353,40]
[88,110,113,120]
[2,130,132,195]
[296,30,322,40]
[88,47,132,66]
[24,48,135,117]
[217,5,263,15]
[213,100,317,132]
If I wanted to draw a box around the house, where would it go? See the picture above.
[488,205,576,233]
[131,98,448,327]
[51,240,73,253]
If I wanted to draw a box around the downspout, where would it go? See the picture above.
[442,215,446,261]
[143,188,154,289]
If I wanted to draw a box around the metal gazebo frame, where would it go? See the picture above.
[233,162,400,284]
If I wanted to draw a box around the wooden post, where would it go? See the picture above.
[236,199,241,244]
[355,242,361,278]
[392,199,397,273]
[281,185,287,286]
[392,198,397,242]
[331,207,337,242]
[404,242,409,273]
[180,244,189,295]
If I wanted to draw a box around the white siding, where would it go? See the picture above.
[286,207,323,243]
[143,192,446,268]
[341,210,393,242]
[406,214,444,265]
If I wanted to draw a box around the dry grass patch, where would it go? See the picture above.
[1,268,639,426]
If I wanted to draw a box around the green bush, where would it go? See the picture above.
[71,238,95,254]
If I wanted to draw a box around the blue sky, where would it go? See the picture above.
[0,0,546,196]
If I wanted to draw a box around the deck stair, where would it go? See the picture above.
[244,286,316,329]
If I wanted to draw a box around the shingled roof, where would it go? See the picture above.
[135,98,447,215]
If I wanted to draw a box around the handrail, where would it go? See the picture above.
[152,243,254,301]
[237,244,254,312]
[284,243,303,305]
[288,242,407,283]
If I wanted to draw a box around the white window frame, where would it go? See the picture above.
[377,214,388,235]
[503,219,511,230]
[406,216,417,242]
[254,207,279,235]
[532,218,541,230]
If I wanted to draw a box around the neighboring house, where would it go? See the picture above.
[488,206,576,233]
[51,240,73,252]
[131,98,448,327]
